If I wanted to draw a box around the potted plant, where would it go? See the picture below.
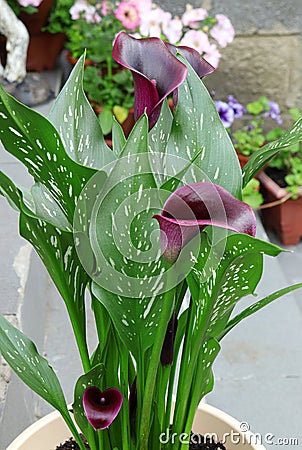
[64,0,235,135]
[1,31,302,450]
[214,95,282,169]
[1,0,72,72]
[255,108,302,245]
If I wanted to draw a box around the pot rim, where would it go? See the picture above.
[7,403,266,450]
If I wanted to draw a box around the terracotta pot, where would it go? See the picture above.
[236,151,250,169]
[258,171,302,245]
[6,403,265,450]
[26,32,65,71]
[15,0,65,71]
[65,52,97,68]
[19,0,55,35]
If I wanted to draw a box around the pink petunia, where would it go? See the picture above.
[182,5,208,29]
[180,29,210,55]
[114,2,140,30]
[70,0,98,23]
[210,14,235,48]
[139,7,170,38]
[203,43,221,68]
[128,0,152,16]
[18,0,42,6]
[163,17,183,44]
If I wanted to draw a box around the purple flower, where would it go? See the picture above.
[154,182,256,264]
[112,31,188,129]
[214,100,235,128]
[264,100,282,124]
[82,387,123,430]
[227,95,245,118]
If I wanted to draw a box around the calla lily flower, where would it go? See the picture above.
[82,386,123,430]
[154,182,256,263]
[164,42,215,79]
[112,31,188,129]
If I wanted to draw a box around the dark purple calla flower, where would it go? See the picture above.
[82,386,123,430]
[154,182,256,263]
[165,43,215,79]
[112,31,188,129]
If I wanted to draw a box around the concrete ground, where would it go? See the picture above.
[0,65,301,450]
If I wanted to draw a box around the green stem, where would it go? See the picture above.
[61,411,87,450]
[66,302,91,373]
[107,428,113,450]
[138,287,175,449]
[172,297,195,437]
[115,331,131,450]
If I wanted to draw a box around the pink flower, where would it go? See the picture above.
[182,5,208,29]
[210,14,235,48]
[180,29,210,55]
[128,0,152,16]
[163,17,183,44]
[139,7,170,38]
[70,0,98,23]
[18,0,42,6]
[203,43,221,68]
[114,2,140,30]
[100,1,111,16]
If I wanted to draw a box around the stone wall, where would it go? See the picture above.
[162,0,302,116]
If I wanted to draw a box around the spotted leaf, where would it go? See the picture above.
[0,84,96,223]
[48,55,116,170]
[73,364,105,439]
[166,56,242,198]
[187,232,284,340]
[0,315,68,414]
[89,116,170,358]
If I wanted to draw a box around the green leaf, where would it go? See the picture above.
[73,364,105,439]
[160,146,205,193]
[0,315,67,413]
[88,115,170,358]
[166,57,242,198]
[0,171,89,356]
[48,55,115,170]
[187,233,284,339]
[30,182,71,231]
[243,117,302,187]
[219,282,302,340]
[0,84,96,224]
[99,109,114,136]
[112,118,126,157]
[148,99,173,187]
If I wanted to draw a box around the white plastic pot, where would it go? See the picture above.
[6,403,266,450]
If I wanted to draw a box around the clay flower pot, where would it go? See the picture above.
[20,0,65,71]
[258,171,302,245]
[6,403,265,450]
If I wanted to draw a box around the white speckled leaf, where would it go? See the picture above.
[0,171,88,338]
[0,84,96,223]
[48,55,116,170]
[148,99,173,187]
[166,57,242,198]
[187,233,284,340]
[73,363,105,439]
[0,315,68,414]
[90,116,169,358]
